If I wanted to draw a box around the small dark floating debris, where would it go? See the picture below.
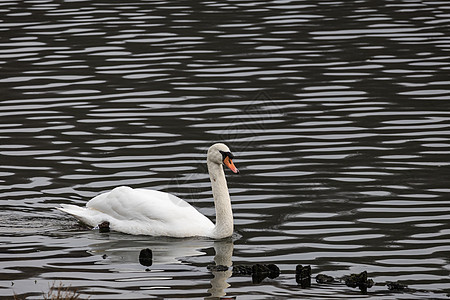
[343,271,374,293]
[252,264,280,284]
[316,273,334,284]
[138,248,153,267]
[295,265,311,288]
[207,264,229,272]
[386,281,408,291]
[232,265,253,276]
[98,221,110,233]
[101,254,108,259]
[252,273,265,285]
[231,264,280,284]
[267,264,280,279]
[253,264,280,279]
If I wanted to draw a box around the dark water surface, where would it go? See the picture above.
[1,0,450,299]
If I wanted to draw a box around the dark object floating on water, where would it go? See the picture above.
[232,264,280,284]
[343,271,374,293]
[252,264,280,284]
[207,264,229,272]
[139,248,153,267]
[295,265,311,288]
[316,273,334,284]
[232,264,253,276]
[386,281,408,292]
[97,221,110,233]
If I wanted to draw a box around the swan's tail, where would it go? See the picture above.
[57,204,98,227]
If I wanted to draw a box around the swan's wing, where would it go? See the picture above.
[87,186,197,221]
[85,186,214,236]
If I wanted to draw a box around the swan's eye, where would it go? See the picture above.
[219,150,234,161]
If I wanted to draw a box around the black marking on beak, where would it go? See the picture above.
[219,150,234,161]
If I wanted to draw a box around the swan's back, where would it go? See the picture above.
[59,186,215,237]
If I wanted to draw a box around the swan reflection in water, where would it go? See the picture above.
[86,234,234,299]
[206,239,234,299]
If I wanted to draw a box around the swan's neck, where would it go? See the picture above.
[208,161,233,239]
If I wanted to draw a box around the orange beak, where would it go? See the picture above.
[224,156,239,174]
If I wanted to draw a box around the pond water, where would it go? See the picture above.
[1,0,450,299]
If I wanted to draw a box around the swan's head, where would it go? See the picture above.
[208,143,239,174]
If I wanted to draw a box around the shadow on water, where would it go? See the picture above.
[87,235,236,299]
[70,232,236,299]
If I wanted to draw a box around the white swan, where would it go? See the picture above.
[57,143,239,239]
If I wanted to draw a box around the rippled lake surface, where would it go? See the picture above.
[1,0,450,299]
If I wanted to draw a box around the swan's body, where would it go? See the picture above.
[58,143,239,239]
